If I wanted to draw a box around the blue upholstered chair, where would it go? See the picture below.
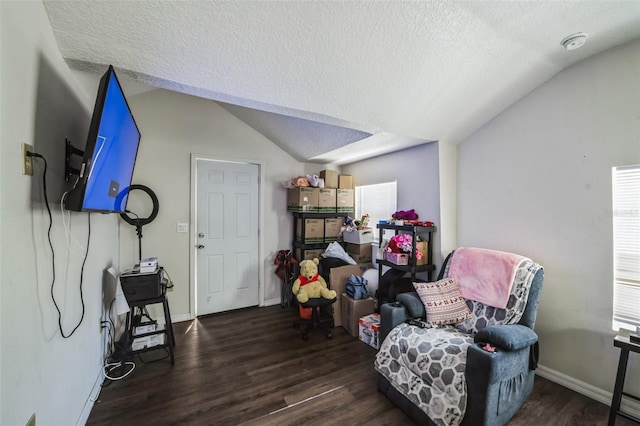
[375,250,544,426]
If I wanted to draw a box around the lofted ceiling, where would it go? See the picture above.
[43,1,640,165]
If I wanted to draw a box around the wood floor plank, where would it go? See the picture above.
[88,305,633,426]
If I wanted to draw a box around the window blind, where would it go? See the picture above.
[355,181,397,242]
[612,164,640,331]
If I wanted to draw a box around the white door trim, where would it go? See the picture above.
[189,153,265,317]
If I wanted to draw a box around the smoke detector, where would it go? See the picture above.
[561,33,588,50]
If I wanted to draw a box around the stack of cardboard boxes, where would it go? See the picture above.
[328,222,377,341]
[286,170,354,213]
[286,171,380,346]
[327,264,374,332]
[293,215,344,260]
[288,170,355,261]
[327,264,380,349]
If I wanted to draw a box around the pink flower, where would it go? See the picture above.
[387,234,423,259]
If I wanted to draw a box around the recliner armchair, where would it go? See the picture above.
[375,249,544,426]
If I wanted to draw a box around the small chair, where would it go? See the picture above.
[293,297,337,340]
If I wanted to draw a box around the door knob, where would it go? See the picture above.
[196,244,205,249]
[198,232,205,238]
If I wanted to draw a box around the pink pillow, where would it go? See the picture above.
[413,277,472,326]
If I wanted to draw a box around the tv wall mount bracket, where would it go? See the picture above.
[65,139,84,182]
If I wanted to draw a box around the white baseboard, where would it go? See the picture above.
[77,369,104,426]
[537,364,640,419]
[170,313,193,323]
[180,299,285,320]
[264,298,282,307]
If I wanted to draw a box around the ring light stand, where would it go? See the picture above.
[120,184,159,262]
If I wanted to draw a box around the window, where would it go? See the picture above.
[612,164,640,331]
[355,181,397,243]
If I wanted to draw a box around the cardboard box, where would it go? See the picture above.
[287,187,319,212]
[320,169,339,188]
[336,189,354,212]
[295,248,324,261]
[359,313,381,349]
[317,188,336,212]
[343,228,374,244]
[296,218,324,244]
[351,253,372,263]
[324,218,342,242]
[415,241,428,265]
[341,293,375,337]
[328,264,362,327]
[346,242,372,256]
[339,174,353,189]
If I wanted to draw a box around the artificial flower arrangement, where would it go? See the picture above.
[386,234,423,260]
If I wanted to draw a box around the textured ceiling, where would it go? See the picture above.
[43,1,640,165]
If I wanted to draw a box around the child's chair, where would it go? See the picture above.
[293,297,337,340]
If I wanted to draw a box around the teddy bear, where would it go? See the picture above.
[292,258,337,303]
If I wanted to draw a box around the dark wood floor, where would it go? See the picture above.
[88,305,631,426]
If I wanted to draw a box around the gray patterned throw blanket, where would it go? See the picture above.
[375,260,540,426]
[376,324,473,425]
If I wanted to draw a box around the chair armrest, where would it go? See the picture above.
[379,292,425,343]
[474,324,538,351]
[395,292,425,318]
[465,342,536,422]
[379,302,407,343]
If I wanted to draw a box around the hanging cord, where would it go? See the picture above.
[100,298,136,383]
[60,189,86,256]
[29,152,89,338]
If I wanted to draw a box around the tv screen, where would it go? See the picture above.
[65,65,141,213]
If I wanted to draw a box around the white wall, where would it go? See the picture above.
[438,141,457,257]
[1,2,120,425]
[341,142,443,272]
[457,39,640,398]
[122,89,312,317]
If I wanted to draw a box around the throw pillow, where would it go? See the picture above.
[413,277,472,326]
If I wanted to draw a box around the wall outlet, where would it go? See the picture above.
[22,143,33,176]
[26,413,36,426]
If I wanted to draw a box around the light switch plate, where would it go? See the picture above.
[176,223,188,233]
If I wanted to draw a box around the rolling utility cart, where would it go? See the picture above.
[120,267,176,364]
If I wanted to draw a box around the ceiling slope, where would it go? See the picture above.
[43,1,640,164]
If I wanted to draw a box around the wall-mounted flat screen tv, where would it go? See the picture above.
[64,65,141,213]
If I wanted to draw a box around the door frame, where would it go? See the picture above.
[189,153,265,318]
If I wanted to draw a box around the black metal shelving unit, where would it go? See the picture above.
[377,223,437,282]
[291,211,350,256]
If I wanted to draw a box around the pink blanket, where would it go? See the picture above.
[448,247,527,309]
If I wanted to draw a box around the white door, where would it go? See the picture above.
[196,159,259,315]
